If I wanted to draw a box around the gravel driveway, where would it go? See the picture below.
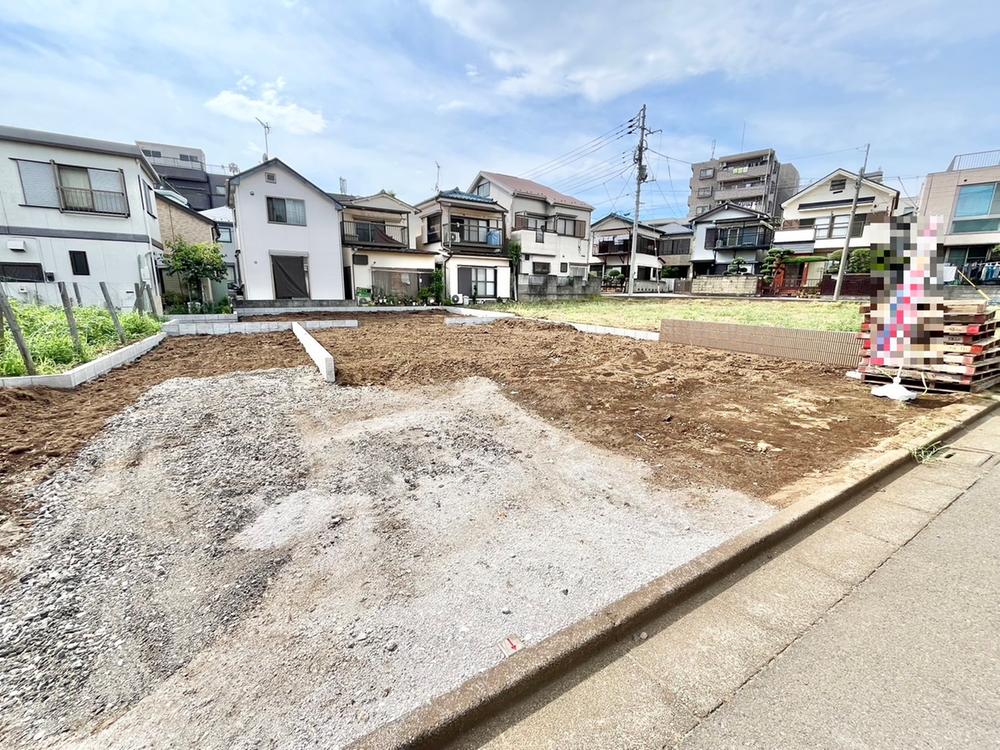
[0,368,772,748]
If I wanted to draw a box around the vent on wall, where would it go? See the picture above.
[7,239,26,252]
[265,172,277,183]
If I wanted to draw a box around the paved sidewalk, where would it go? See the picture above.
[452,414,1000,749]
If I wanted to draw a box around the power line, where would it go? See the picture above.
[556,161,632,194]
[522,115,637,179]
[547,151,631,191]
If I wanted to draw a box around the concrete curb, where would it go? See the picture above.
[163,320,358,336]
[0,333,166,390]
[349,396,1000,749]
[292,323,336,383]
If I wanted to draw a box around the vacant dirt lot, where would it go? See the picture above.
[1,369,772,748]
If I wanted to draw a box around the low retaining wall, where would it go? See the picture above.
[444,317,497,326]
[443,306,514,319]
[165,313,238,323]
[516,274,601,301]
[292,323,336,383]
[163,320,358,336]
[0,333,165,389]
[660,319,861,367]
[691,276,761,296]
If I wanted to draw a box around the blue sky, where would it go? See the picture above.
[1,0,998,219]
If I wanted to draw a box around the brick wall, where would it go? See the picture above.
[660,319,861,368]
[156,196,215,246]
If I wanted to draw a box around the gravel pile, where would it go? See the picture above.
[0,368,772,749]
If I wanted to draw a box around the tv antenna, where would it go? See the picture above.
[255,117,271,160]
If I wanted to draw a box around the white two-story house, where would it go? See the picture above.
[467,172,593,278]
[0,125,163,311]
[228,158,345,300]
[773,169,899,286]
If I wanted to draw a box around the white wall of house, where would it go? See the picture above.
[0,138,161,309]
[445,256,511,301]
[690,206,761,263]
[231,162,344,300]
[774,172,898,252]
[348,249,436,296]
[919,165,1000,249]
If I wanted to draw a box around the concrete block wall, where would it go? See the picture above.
[660,319,861,368]
[0,333,166,389]
[516,274,601,301]
[691,276,761,296]
[292,322,336,382]
[163,320,359,336]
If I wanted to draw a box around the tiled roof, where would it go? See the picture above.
[478,171,593,210]
[439,188,498,204]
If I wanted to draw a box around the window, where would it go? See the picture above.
[218,226,233,243]
[225,264,237,284]
[179,154,201,165]
[474,181,490,197]
[267,197,306,225]
[0,262,45,282]
[427,214,441,243]
[731,165,750,175]
[17,160,59,207]
[554,217,583,237]
[33,163,128,215]
[215,185,226,196]
[952,183,1000,233]
[560,262,568,273]
[141,149,162,158]
[698,187,713,197]
[69,250,90,276]
[471,267,496,297]
[532,262,551,274]
[814,214,862,239]
[699,167,715,179]
[141,180,156,218]
[830,178,847,193]
[265,172,277,183]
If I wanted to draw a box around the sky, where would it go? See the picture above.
[1,0,998,220]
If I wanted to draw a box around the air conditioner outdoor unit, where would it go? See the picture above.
[449,232,461,243]
[451,294,467,304]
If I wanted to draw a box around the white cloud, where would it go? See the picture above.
[205,77,327,135]
[464,64,480,79]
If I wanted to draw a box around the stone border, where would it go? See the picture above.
[292,323,336,383]
[660,318,860,368]
[236,306,442,317]
[0,333,165,390]
[163,320,358,336]
[349,396,1000,749]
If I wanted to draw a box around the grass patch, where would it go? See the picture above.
[494,297,863,332]
[1,300,161,376]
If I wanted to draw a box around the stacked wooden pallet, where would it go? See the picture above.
[857,302,1000,393]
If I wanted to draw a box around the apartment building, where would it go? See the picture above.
[688,148,798,219]
[919,150,1000,275]
[0,125,163,311]
[228,158,345,300]
[467,172,593,278]
[137,140,232,211]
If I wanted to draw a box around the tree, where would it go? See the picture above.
[847,247,871,274]
[726,257,748,276]
[760,247,791,285]
[505,237,522,300]
[164,239,226,303]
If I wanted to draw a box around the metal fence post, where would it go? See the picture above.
[99,281,127,344]
[58,281,85,358]
[0,283,37,375]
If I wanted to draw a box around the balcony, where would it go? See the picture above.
[658,253,691,266]
[714,184,768,202]
[448,220,503,247]
[342,220,408,247]
[717,163,770,182]
[58,186,128,216]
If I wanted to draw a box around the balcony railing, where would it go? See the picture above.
[342,220,408,247]
[448,221,503,246]
[717,163,770,182]
[58,186,128,215]
[715,184,768,201]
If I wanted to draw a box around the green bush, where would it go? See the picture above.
[0,300,162,376]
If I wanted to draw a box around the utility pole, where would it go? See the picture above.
[833,143,870,301]
[255,117,271,161]
[627,105,653,295]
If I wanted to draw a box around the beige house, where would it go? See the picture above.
[591,213,664,285]
[332,190,437,302]
[919,150,1000,272]
[154,191,225,304]
[415,188,510,301]
[467,171,593,278]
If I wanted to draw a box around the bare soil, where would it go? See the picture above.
[0,334,308,511]
[2,314,949,513]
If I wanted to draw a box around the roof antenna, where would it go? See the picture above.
[255,117,271,161]
[434,161,441,192]
[710,139,716,159]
